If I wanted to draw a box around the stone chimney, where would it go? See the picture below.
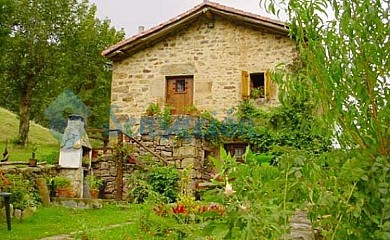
[138,26,145,33]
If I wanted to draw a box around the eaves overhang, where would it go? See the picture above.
[102,1,289,61]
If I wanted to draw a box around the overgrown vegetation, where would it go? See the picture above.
[126,156,180,204]
[0,173,40,210]
[139,99,330,155]
[260,0,389,238]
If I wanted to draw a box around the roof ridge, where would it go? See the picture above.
[205,1,285,26]
[102,1,287,58]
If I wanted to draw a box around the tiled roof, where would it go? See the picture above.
[102,1,288,59]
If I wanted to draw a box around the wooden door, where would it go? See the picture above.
[166,77,193,115]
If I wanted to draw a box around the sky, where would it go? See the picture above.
[88,0,283,37]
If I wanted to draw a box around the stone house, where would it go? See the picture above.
[101,1,297,188]
[103,1,297,122]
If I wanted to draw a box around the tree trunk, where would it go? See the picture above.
[18,77,35,146]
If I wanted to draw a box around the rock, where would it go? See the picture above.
[174,146,195,156]
[181,158,194,168]
[36,177,50,206]
[22,208,34,218]
[290,210,314,240]
[14,209,22,219]
[160,151,172,157]
[100,162,110,170]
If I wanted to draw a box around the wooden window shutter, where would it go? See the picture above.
[241,70,249,99]
[265,70,271,100]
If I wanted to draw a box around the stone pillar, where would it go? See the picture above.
[36,178,50,206]
[59,168,84,198]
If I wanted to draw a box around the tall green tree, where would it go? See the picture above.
[0,0,12,48]
[261,0,389,158]
[0,0,13,77]
[0,0,123,145]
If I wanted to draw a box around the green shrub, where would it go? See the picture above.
[126,170,151,203]
[0,173,40,210]
[145,103,161,116]
[85,174,103,190]
[147,166,179,203]
[40,151,59,164]
[53,176,71,188]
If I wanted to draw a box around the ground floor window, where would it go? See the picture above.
[224,143,248,162]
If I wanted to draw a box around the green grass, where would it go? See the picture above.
[0,107,60,162]
[0,203,199,240]
[0,204,147,240]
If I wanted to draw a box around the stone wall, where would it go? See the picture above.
[90,137,215,200]
[0,162,95,200]
[0,163,57,219]
[90,117,218,200]
[110,15,297,130]
[0,162,58,181]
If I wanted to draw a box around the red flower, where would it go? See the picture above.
[172,204,186,214]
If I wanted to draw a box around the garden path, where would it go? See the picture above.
[39,222,133,240]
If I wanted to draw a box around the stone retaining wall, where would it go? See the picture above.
[0,162,58,178]
[90,134,216,199]
[0,163,57,219]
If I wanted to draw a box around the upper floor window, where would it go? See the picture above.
[241,70,271,100]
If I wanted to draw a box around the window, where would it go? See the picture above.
[176,79,186,92]
[224,143,248,162]
[241,70,271,100]
[250,73,265,98]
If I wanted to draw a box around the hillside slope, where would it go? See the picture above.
[0,107,58,145]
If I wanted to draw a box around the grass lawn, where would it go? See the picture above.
[0,203,151,240]
[0,202,199,240]
[0,143,60,163]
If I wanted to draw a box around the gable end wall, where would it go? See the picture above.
[110,16,297,130]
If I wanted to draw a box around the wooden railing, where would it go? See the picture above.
[87,128,169,200]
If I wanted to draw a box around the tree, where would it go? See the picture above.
[0,0,13,79]
[0,0,124,145]
[0,0,12,48]
[260,0,389,158]
[260,0,389,237]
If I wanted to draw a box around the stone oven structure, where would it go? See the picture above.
[59,115,92,198]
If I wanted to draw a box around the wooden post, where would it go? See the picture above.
[116,131,124,201]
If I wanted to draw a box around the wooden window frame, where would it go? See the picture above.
[241,70,271,100]
[224,143,248,162]
[175,79,187,93]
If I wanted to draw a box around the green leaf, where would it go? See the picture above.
[382,221,390,232]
